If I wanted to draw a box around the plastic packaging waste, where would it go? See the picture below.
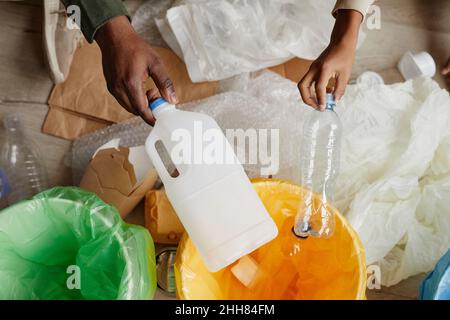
[175,179,367,300]
[294,94,342,238]
[420,249,450,300]
[398,51,436,80]
[131,0,174,48]
[145,98,278,272]
[0,187,156,299]
[182,72,308,181]
[156,0,365,82]
[356,71,384,85]
[339,78,450,286]
[0,114,48,206]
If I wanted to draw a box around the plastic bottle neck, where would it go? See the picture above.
[152,102,176,119]
[149,98,176,120]
[3,115,24,139]
[325,94,336,111]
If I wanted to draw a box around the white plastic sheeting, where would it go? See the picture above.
[131,0,174,48]
[337,79,450,286]
[186,72,450,286]
[151,0,365,82]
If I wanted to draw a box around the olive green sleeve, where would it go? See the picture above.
[61,0,130,43]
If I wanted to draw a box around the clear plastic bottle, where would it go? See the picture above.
[293,94,342,238]
[0,114,49,206]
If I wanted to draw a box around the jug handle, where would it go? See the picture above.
[145,134,172,182]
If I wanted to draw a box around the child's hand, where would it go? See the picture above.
[298,42,355,110]
[298,10,362,110]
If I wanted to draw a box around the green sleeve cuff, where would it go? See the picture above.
[61,0,131,43]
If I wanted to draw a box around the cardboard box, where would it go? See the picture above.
[79,139,158,218]
[145,188,185,244]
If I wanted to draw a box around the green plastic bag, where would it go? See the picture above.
[0,187,156,300]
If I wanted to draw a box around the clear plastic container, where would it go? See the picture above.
[0,114,49,206]
[293,94,342,238]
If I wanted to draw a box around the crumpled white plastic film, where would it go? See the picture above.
[338,79,450,286]
[131,0,176,48]
[154,0,365,82]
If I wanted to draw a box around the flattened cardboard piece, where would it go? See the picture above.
[145,189,185,245]
[42,107,113,140]
[79,143,158,219]
[48,41,133,123]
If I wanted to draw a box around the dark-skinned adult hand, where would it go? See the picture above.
[95,16,178,125]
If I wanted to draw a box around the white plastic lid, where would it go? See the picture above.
[398,51,436,80]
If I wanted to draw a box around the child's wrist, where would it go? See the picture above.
[330,9,361,48]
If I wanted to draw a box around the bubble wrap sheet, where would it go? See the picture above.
[72,71,309,184]
[71,117,151,184]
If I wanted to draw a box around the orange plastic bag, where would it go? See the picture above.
[175,179,366,299]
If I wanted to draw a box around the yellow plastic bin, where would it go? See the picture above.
[175,179,366,300]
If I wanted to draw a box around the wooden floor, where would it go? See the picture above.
[1,0,448,300]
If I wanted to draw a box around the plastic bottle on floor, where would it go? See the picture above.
[0,114,49,206]
[145,98,278,272]
[294,94,342,238]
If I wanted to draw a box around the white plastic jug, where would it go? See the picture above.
[145,98,278,272]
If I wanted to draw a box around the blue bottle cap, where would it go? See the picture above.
[149,97,167,111]
[326,94,336,111]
